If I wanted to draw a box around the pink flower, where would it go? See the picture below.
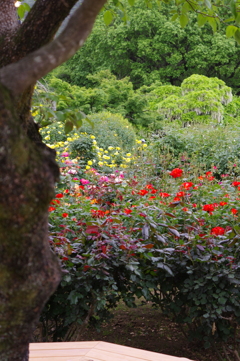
[61,152,69,157]
[99,176,110,182]
[80,178,90,185]
[68,169,77,174]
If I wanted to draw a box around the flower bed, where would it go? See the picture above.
[41,159,240,354]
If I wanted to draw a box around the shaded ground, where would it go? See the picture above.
[78,303,219,361]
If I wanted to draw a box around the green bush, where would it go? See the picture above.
[69,134,96,164]
[146,124,240,176]
[80,111,136,151]
[46,71,156,127]
[155,75,233,125]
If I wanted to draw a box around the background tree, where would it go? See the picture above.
[59,0,240,92]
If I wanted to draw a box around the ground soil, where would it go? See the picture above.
[78,303,220,361]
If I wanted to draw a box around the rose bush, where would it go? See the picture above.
[39,156,240,357]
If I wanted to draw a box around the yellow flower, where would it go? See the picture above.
[87,160,93,165]
[143,144,147,148]
[104,150,108,153]
[98,161,103,166]
[116,147,121,150]
[85,165,90,170]
[108,146,114,150]
[90,135,95,139]
[126,153,131,157]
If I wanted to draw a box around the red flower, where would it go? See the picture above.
[202,204,216,214]
[211,227,225,236]
[50,199,60,205]
[83,265,90,271]
[206,172,214,181]
[232,181,240,187]
[138,189,148,196]
[48,206,56,212]
[62,213,68,218]
[56,193,64,198]
[219,201,228,206]
[182,207,188,212]
[173,197,181,202]
[62,257,69,261]
[231,208,238,215]
[145,184,154,189]
[176,191,185,198]
[124,208,132,214]
[91,209,110,218]
[181,182,193,190]
[170,168,183,178]
[120,245,127,250]
[159,192,170,197]
[192,203,197,208]
[150,189,158,194]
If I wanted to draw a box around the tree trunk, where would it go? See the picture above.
[0,1,107,359]
[0,84,61,361]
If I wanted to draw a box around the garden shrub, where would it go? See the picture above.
[80,111,136,151]
[153,75,233,125]
[39,160,240,356]
[146,125,240,176]
[69,134,96,164]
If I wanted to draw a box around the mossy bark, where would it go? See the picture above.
[0,84,61,360]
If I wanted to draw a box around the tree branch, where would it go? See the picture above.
[0,0,107,95]
[0,0,80,67]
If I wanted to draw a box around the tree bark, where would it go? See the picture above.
[0,83,61,360]
[0,0,107,360]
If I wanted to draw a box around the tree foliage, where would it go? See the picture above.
[58,0,240,92]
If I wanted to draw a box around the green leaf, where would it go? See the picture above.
[104,10,113,26]
[85,117,94,128]
[234,29,240,44]
[64,121,73,134]
[171,14,179,21]
[231,0,237,19]
[17,5,25,19]
[128,0,135,5]
[197,13,207,27]
[75,119,82,129]
[208,17,217,32]
[226,25,238,38]
[24,3,30,11]
[179,13,189,28]
[204,0,212,9]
